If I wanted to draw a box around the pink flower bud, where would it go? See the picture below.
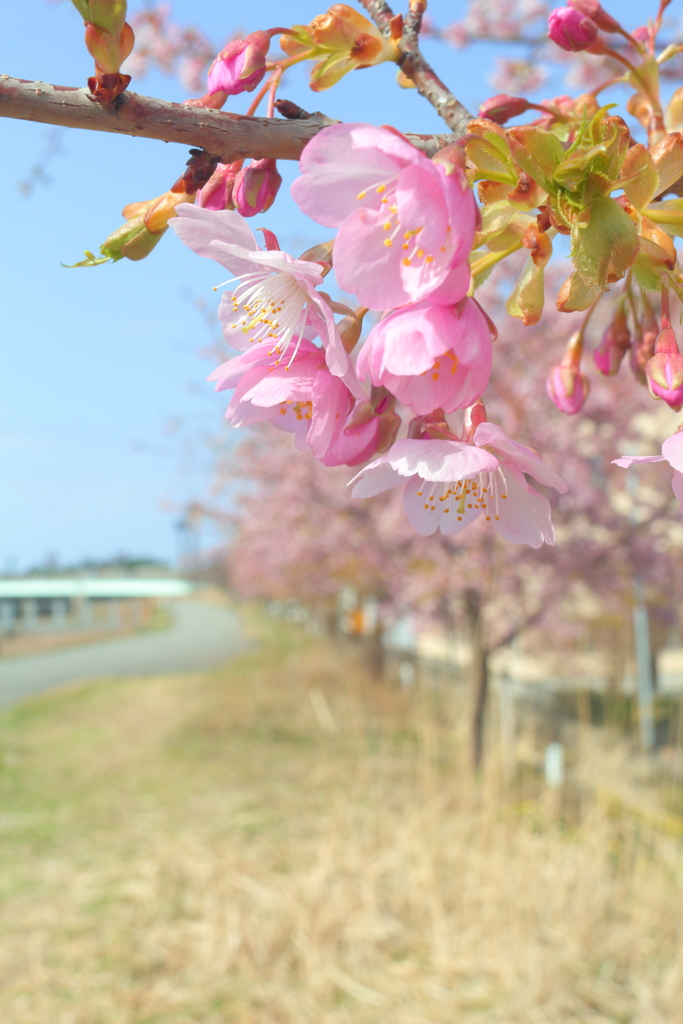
[548,6,599,51]
[197,162,239,211]
[462,399,488,442]
[630,299,658,385]
[646,327,683,410]
[233,159,282,217]
[546,365,590,414]
[207,31,270,96]
[567,0,622,33]
[478,94,532,125]
[593,306,630,376]
[546,330,590,414]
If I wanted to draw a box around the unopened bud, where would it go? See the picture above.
[84,20,135,72]
[298,239,334,275]
[630,297,658,384]
[337,308,367,354]
[431,143,467,178]
[548,6,600,51]
[567,0,622,33]
[376,409,401,452]
[646,326,683,409]
[407,409,452,440]
[233,159,282,217]
[207,31,271,96]
[594,304,630,375]
[478,94,531,125]
[100,216,166,262]
[546,331,590,414]
[462,399,488,442]
[197,162,239,211]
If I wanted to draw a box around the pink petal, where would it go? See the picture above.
[207,348,267,390]
[307,370,353,458]
[378,362,469,416]
[349,457,403,498]
[243,357,319,406]
[271,408,312,447]
[474,422,567,493]
[492,466,554,548]
[395,162,458,302]
[308,299,356,385]
[611,455,667,468]
[662,431,683,472]
[322,415,379,468]
[403,474,480,536]
[425,262,471,306]
[672,470,683,513]
[291,123,418,228]
[388,439,499,481]
[171,205,258,273]
[334,207,412,311]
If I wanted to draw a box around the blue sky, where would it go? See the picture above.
[0,0,662,570]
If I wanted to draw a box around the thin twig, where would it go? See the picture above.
[357,0,474,135]
[0,76,457,163]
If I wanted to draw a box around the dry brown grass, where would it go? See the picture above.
[0,617,682,1023]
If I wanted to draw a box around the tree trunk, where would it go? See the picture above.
[464,588,489,771]
[471,632,489,772]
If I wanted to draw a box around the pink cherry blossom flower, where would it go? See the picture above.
[170,204,350,378]
[208,335,362,461]
[357,295,492,415]
[290,123,477,310]
[612,431,683,513]
[349,421,567,547]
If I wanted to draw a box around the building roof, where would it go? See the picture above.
[0,578,194,599]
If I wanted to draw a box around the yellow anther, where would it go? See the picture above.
[384,239,393,247]
[376,184,386,193]
[403,258,411,265]
[357,190,366,199]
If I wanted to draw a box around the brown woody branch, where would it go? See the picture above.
[0,75,456,162]
[357,0,474,135]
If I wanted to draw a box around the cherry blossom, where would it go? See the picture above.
[349,419,567,547]
[613,430,683,513]
[291,124,477,310]
[170,205,350,377]
[357,296,493,415]
[208,335,362,460]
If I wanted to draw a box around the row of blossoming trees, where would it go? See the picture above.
[7,0,683,760]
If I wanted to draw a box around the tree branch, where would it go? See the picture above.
[0,75,456,162]
[356,0,474,135]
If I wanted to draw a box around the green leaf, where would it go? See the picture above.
[571,195,639,289]
[556,271,601,313]
[507,126,565,195]
[61,250,112,268]
[506,257,545,326]
[618,144,659,209]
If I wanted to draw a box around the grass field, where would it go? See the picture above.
[0,614,682,1023]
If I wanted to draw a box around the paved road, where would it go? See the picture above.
[0,600,247,708]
